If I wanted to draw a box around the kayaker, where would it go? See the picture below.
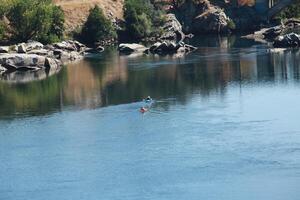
[145,96,152,102]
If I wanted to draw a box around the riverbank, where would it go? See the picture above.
[243,19,300,47]
[1,39,300,200]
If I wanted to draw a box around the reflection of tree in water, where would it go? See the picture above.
[0,68,67,118]
[1,46,300,118]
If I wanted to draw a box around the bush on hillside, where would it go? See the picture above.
[0,0,11,42]
[80,5,117,45]
[5,0,65,44]
[277,0,300,19]
[0,22,5,41]
[124,0,165,39]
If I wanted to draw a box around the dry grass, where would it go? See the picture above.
[53,0,124,32]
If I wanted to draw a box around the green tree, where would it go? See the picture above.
[0,22,5,41]
[277,0,300,19]
[124,0,164,39]
[6,0,64,43]
[80,5,117,45]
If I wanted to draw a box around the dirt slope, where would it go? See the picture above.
[53,0,124,32]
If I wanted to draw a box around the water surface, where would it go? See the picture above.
[1,37,300,200]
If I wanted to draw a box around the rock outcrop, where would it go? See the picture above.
[175,0,231,34]
[0,40,95,75]
[0,54,60,72]
[118,43,148,54]
[118,41,197,57]
[160,14,186,42]
[149,41,197,54]
[0,46,9,53]
[191,7,230,34]
[274,33,300,48]
[243,19,300,47]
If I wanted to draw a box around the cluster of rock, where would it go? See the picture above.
[242,19,300,48]
[160,14,186,42]
[118,41,197,56]
[175,0,231,34]
[273,33,300,48]
[0,40,93,75]
[118,12,197,57]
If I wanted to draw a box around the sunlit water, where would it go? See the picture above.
[1,37,300,200]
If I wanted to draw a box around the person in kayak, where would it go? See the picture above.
[145,96,152,103]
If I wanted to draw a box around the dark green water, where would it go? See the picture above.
[1,37,300,200]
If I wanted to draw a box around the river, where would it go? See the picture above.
[0,36,300,200]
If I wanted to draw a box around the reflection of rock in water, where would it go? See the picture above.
[0,66,62,84]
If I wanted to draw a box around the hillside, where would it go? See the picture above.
[53,0,124,32]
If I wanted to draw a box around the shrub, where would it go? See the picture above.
[277,0,300,19]
[124,0,164,39]
[80,5,117,45]
[0,21,5,41]
[227,19,236,30]
[5,0,64,43]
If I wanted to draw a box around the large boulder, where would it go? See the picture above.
[191,8,229,33]
[0,46,9,53]
[150,41,178,53]
[0,54,60,71]
[53,41,77,52]
[274,33,300,48]
[118,43,148,54]
[25,41,44,51]
[27,49,50,56]
[263,26,283,40]
[0,64,7,73]
[160,14,185,42]
[53,40,86,52]
[176,0,230,34]
[150,41,197,54]
[16,43,27,53]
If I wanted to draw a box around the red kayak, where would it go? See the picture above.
[140,107,148,113]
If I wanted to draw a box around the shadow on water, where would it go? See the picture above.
[0,37,300,119]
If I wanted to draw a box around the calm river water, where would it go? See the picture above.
[1,36,300,200]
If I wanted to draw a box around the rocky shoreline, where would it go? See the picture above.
[0,40,104,77]
[0,13,198,78]
[243,19,300,48]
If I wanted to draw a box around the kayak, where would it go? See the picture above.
[140,107,148,113]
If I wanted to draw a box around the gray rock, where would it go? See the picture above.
[95,46,105,53]
[53,41,77,52]
[45,57,60,70]
[274,33,300,47]
[17,43,27,53]
[53,40,86,52]
[118,43,148,54]
[160,14,185,41]
[25,41,44,51]
[149,42,162,52]
[0,64,7,73]
[0,46,9,53]
[176,0,230,34]
[27,49,49,56]
[192,8,229,33]
[263,25,283,40]
[0,54,59,72]
[150,41,197,54]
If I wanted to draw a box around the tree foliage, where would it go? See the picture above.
[277,0,300,19]
[124,0,165,39]
[80,5,117,45]
[2,0,64,43]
